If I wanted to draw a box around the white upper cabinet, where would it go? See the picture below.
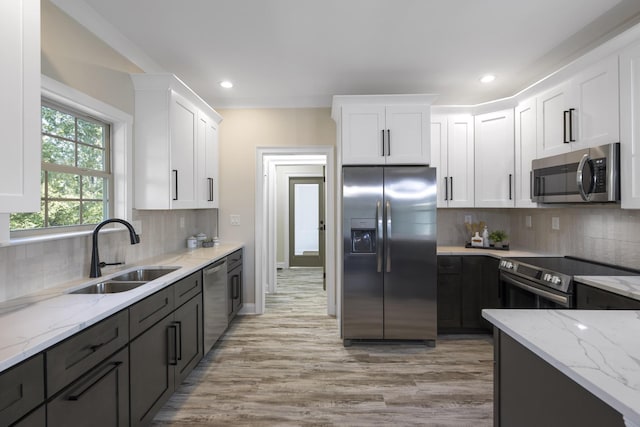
[0,0,40,213]
[197,113,219,208]
[620,41,640,209]
[332,95,435,165]
[132,74,222,210]
[431,114,475,208]
[537,55,619,157]
[474,109,515,208]
[514,98,538,208]
[341,105,386,164]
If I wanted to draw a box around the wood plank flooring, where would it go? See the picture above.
[152,268,494,426]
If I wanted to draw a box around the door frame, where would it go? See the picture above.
[255,146,335,316]
[288,176,325,268]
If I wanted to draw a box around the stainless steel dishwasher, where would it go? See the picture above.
[203,258,228,353]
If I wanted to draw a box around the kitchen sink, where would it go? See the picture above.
[109,266,180,282]
[70,281,148,294]
[69,266,180,294]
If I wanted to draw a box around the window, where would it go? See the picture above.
[10,101,112,231]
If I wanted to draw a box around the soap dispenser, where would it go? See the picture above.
[482,226,489,248]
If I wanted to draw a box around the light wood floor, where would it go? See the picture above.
[152,268,494,426]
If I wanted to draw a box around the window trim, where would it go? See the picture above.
[5,76,133,242]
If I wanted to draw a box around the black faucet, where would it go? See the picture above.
[89,218,140,278]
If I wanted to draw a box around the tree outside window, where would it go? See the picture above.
[10,101,112,230]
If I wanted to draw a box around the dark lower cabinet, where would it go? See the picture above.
[437,256,462,330]
[12,405,45,427]
[575,282,640,309]
[130,294,203,426]
[227,250,243,321]
[495,330,624,427]
[0,355,44,427]
[47,347,129,427]
[437,255,500,334]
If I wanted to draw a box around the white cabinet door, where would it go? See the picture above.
[536,56,619,158]
[474,109,515,208]
[620,42,640,209]
[197,113,219,208]
[536,82,571,157]
[514,98,538,208]
[341,104,430,165]
[133,74,222,210]
[571,55,619,151]
[169,91,198,209]
[430,115,448,207]
[447,115,475,208]
[385,105,430,165]
[0,0,40,213]
[341,105,385,165]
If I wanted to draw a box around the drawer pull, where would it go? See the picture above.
[68,362,122,401]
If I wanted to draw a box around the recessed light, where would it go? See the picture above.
[480,74,496,84]
[219,80,233,89]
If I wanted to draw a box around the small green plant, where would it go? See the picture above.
[489,230,508,243]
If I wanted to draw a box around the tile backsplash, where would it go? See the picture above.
[438,206,640,270]
[0,209,218,302]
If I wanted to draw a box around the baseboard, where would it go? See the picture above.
[238,303,256,315]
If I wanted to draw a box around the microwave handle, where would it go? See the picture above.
[576,153,593,201]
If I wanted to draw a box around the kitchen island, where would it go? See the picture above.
[483,308,640,427]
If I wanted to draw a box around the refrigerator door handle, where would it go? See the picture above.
[376,200,383,273]
[386,200,392,273]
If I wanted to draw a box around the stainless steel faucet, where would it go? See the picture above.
[89,218,140,278]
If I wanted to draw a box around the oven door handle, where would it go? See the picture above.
[502,274,570,307]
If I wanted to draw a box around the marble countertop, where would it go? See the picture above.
[436,245,555,257]
[576,276,640,302]
[0,242,243,373]
[483,308,640,426]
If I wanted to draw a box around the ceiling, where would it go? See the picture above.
[53,0,640,108]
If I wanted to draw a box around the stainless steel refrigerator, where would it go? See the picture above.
[342,166,437,345]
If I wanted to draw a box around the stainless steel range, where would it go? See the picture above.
[499,256,639,309]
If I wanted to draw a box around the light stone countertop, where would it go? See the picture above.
[575,276,640,302]
[483,309,640,426]
[0,242,243,373]
[436,245,555,258]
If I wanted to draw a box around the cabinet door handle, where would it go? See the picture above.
[67,362,122,401]
[386,129,391,156]
[172,169,179,200]
[444,177,449,201]
[568,108,576,142]
[232,275,240,299]
[450,177,453,200]
[509,174,513,200]
[563,110,570,143]
[381,130,385,157]
[208,177,214,202]
[168,324,178,366]
[175,321,182,361]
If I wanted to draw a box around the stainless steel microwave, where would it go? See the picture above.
[531,142,620,203]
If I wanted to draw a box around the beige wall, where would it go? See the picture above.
[216,108,335,305]
[41,0,142,114]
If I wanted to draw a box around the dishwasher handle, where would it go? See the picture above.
[204,259,227,276]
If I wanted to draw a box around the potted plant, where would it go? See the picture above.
[489,230,509,249]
